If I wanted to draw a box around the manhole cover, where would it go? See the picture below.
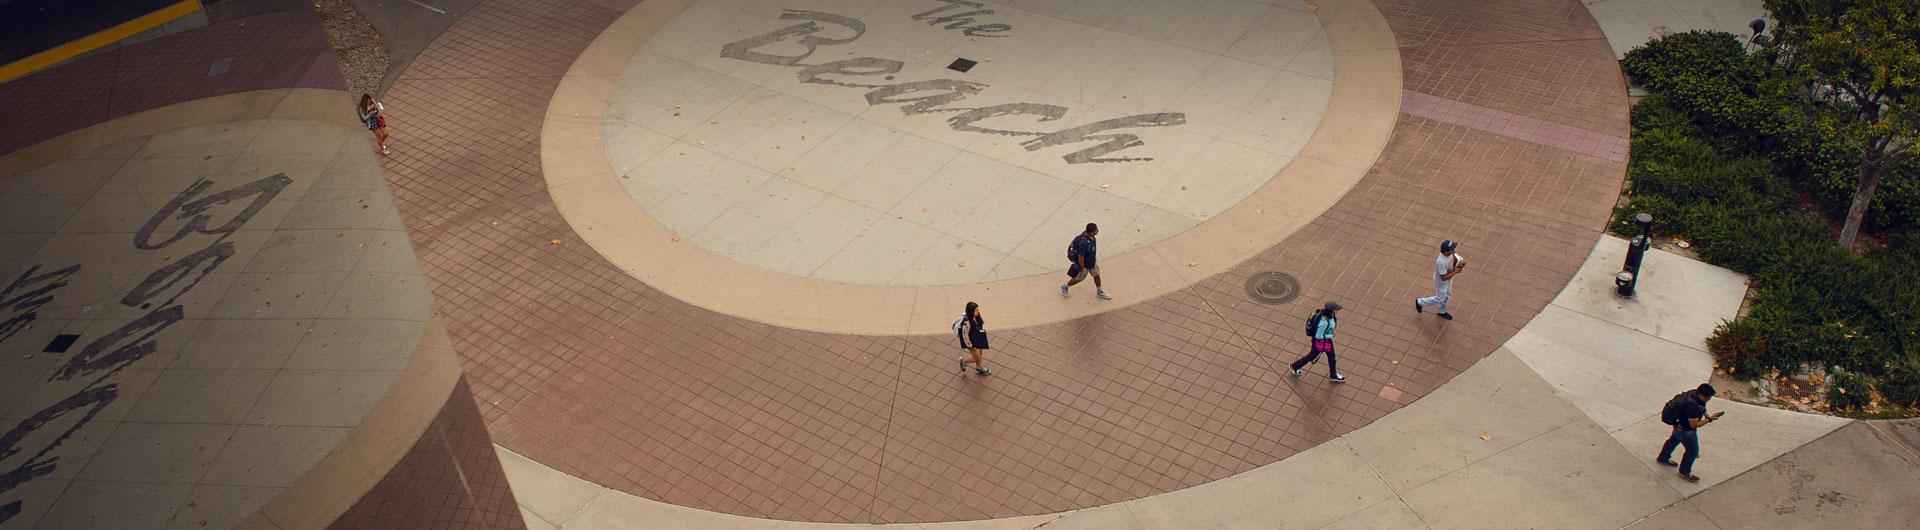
[1245,272,1300,304]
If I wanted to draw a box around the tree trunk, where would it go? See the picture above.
[1836,159,1887,252]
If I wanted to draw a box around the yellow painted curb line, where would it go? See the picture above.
[0,0,202,84]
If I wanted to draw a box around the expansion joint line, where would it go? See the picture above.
[1193,291,1345,433]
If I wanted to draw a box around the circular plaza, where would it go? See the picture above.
[23,0,1911,529]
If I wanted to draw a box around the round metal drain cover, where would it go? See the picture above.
[1245,272,1301,305]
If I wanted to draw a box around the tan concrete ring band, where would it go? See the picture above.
[543,0,1401,336]
[0,89,462,530]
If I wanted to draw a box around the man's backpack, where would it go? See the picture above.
[1303,310,1322,337]
[1066,234,1084,261]
[1660,391,1692,426]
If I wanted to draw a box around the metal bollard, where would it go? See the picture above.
[1617,213,1653,298]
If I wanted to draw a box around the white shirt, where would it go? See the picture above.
[1434,253,1462,286]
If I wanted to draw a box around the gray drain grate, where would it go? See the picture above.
[1244,272,1301,305]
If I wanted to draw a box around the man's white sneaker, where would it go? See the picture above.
[1060,284,1070,298]
[1096,290,1112,300]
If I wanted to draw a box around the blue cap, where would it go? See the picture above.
[1440,240,1457,252]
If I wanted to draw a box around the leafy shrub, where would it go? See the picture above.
[1622,31,1794,151]
[1624,32,1920,413]
[1883,358,1920,408]
[1873,163,1920,230]
[1708,318,1768,378]
[1826,368,1874,412]
[1624,32,1916,231]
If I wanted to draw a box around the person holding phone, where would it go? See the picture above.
[1657,383,1725,482]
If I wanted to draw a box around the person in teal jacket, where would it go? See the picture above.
[1289,301,1346,383]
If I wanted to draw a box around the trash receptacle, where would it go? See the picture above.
[1617,213,1653,298]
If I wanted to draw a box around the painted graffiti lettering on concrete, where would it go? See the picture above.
[1022,113,1191,164]
[0,265,80,343]
[121,239,237,311]
[136,173,293,250]
[912,0,1012,38]
[719,10,866,67]
[0,173,292,524]
[49,305,186,382]
[0,385,120,523]
[722,10,1186,164]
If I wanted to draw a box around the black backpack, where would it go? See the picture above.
[1303,310,1323,337]
[1660,391,1693,426]
[1066,234,1084,261]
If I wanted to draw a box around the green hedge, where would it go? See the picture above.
[1619,35,1920,411]
[1623,31,1920,232]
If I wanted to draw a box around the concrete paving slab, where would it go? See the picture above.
[498,447,604,527]
[1551,236,1748,352]
[1041,505,1146,530]
[165,484,283,530]
[1343,348,1586,492]
[29,480,194,530]
[1319,497,1429,529]
[1400,419,1681,530]
[1620,500,1715,530]
[1506,304,1713,432]
[1582,0,1767,59]
[1684,421,1920,528]
[1875,419,1920,455]
[594,0,1335,287]
[1,91,431,530]
[1083,440,1397,530]
[1612,398,1848,495]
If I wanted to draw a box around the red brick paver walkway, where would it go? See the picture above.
[0,11,342,155]
[378,0,1628,522]
[330,378,527,530]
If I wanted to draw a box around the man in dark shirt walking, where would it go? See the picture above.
[1657,383,1725,482]
[1060,223,1111,300]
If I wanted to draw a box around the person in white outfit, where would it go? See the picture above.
[1415,240,1464,320]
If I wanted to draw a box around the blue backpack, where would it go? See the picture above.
[1303,310,1322,337]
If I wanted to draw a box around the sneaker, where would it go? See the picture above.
[1060,284,1070,298]
[1678,471,1700,482]
[1289,366,1303,377]
[1414,300,1423,313]
[1437,312,1454,321]
[1328,374,1347,383]
[959,358,968,372]
[1656,459,1679,467]
[1096,289,1112,300]
[975,366,991,376]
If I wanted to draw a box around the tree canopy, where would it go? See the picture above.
[1765,0,1920,250]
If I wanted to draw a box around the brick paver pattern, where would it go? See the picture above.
[375,0,1629,522]
[330,378,528,530]
[0,12,342,155]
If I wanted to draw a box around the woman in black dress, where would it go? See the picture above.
[957,301,990,376]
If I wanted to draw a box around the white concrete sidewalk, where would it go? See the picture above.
[1507,236,1849,496]
[1582,0,1768,58]
[496,235,1865,529]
